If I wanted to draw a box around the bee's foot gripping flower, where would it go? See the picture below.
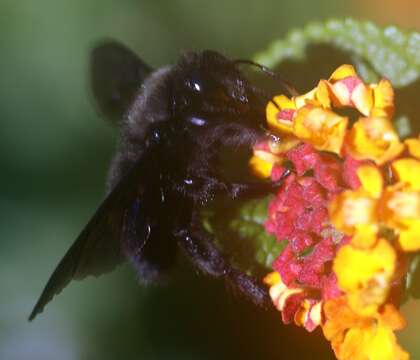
[253,64,420,360]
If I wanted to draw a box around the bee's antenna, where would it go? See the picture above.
[234,59,299,97]
[246,83,281,111]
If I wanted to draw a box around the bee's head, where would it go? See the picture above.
[172,50,265,128]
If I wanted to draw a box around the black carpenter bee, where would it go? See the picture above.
[29,40,291,321]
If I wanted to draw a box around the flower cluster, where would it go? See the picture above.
[252,65,420,359]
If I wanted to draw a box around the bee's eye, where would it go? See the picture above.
[191,81,201,92]
[187,71,205,93]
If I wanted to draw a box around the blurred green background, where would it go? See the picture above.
[1,1,420,359]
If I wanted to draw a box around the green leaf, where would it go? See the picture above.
[254,18,420,87]
[204,196,285,275]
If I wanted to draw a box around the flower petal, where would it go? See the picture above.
[329,189,378,235]
[392,158,420,191]
[329,64,357,81]
[398,220,420,252]
[293,105,348,154]
[405,137,420,159]
[266,95,296,134]
[357,164,383,199]
[371,79,394,118]
[346,117,404,165]
[333,239,396,314]
[249,154,274,178]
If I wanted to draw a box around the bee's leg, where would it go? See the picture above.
[175,222,271,307]
[225,167,291,199]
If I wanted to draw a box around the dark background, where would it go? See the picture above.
[1,1,419,359]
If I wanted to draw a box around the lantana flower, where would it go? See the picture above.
[323,297,408,360]
[254,64,420,359]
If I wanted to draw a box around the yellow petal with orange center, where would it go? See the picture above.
[346,117,404,165]
[333,239,396,313]
[329,189,378,235]
[371,79,394,118]
[392,158,420,191]
[357,164,383,199]
[405,137,420,159]
[293,105,348,154]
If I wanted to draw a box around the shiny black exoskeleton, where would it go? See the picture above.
[29,41,288,321]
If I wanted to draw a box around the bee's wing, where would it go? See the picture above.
[90,40,153,122]
[28,161,149,321]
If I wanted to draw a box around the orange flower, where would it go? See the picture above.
[333,239,396,316]
[293,105,348,155]
[327,65,373,116]
[380,183,420,252]
[329,189,378,237]
[345,116,404,165]
[323,297,408,360]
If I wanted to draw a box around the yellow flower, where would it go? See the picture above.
[329,164,383,245]
[326,65,374,116]
[345,116,404,165]
[323,298,408,360]
[333,239,396,316]
[329,189,378,236]
[293,105,348,154]
[380,183,420,251]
